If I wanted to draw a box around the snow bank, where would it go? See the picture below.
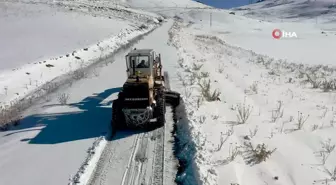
[169,19,217,185]
[172,99,204,185]
[170,19,336,185]
[69,136,107,185]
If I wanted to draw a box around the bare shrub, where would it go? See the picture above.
[312,124,319,131]
[198,115,206,124]
[249,126,259,138]
[194,72,202,83]
[200,72,210,78]
[177,59,184,67]
[249,81,258,94]
[211,114,219,120]
[236,101,253,124]
[177,72,188,87]
[268,70,277,76]
[218,64,224,73]
[298,71,305,79]
[324,167,336,182]
[181,79,188,87]
[296,111,309,130]
[331,118,336,127]
[57,93,70,105]
[0,105,21,130]
[322,79,336,92]
[191,72,200,80]
[198,79,221,101]
[3,86,8,95]
[271,101,284,122]
[42,82,58,94]
[139,24,148,29]
[92,68,100,77]
[184,68,192,73]
[242,142,276,165]
[315,139,335,165]
[279,121,287,133]
[322,139,335,153]
[44,96,51,102]
[213,126,234,152]
[289,115,294,122]
[176,72,183,81]
[183,87,192,98]
[196,96,203,109]
[72,68,87,80]
[320,108,328,119]
[192,63,203,71]
[227,144,240,162]
[305,73,322,88]
[0,123,9,131]
[256,56,265,65]
[212,144,240,166]
[188,74,197,85]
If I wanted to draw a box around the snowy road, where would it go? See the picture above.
[0,20,179,185]
[87,20,179,185]
[87,109,173,185]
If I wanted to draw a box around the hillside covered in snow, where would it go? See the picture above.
[233,0,336,23]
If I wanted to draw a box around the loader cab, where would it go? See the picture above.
[125,49,155,78]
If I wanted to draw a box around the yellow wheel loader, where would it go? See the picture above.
[111,49,180,135]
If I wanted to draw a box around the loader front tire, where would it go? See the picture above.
[156,92,165,126]
[111,99,125,137]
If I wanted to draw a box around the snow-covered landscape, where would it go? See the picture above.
[1,0,336,185]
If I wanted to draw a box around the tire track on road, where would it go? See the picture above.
[87,133,140,185]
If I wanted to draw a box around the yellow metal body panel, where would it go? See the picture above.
[125,74,155,103]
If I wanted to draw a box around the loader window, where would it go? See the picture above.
[130,56,149,68]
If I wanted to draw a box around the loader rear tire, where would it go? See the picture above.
[165,91,180,107]
[156,91,165,126]
[111,99,125,137]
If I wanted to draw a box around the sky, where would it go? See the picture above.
[195,0,257,9]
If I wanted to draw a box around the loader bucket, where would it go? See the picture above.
[164,91,180,107]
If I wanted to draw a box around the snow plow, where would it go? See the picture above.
[111,49,180,135]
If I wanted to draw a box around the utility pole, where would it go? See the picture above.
[210,12,212,27]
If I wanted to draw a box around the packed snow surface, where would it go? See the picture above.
[167,3,336,185]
